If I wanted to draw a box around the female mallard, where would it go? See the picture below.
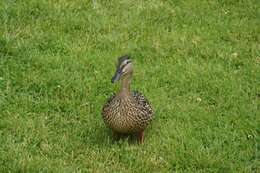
[102,55,153,143]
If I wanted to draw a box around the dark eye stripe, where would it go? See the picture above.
[121,63,127,69]
[120,60,131,69]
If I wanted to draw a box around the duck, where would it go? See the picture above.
[102,55,154,143]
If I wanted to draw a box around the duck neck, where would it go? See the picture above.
[119,74,131,96]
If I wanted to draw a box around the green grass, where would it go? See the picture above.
[0,0,259,172]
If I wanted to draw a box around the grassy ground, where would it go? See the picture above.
[0,0,259,172]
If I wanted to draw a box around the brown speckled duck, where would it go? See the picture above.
[102,55,153,143]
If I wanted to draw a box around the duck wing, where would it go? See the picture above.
[132,91,153,116]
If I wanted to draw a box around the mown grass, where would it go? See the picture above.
[0,0,259,172]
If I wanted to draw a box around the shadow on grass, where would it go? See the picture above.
[81,125,141,147]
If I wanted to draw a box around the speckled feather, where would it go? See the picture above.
[102,91,153,134]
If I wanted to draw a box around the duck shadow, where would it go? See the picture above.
[81,125,141,147]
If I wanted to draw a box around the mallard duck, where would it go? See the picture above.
[102,55,153,143]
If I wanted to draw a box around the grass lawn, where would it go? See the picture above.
[0,0,259,172]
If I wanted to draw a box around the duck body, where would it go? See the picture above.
[102,91,153,134]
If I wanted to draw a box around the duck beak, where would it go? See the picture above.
[111,68,122,83]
